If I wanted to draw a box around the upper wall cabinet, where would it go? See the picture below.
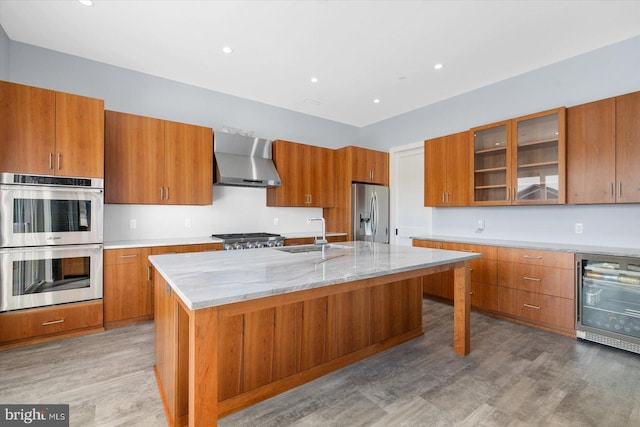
[567,91,640,204]
[343,146,389,185]
[471,108,566,205]
[267,139,335,207]
[0,81,104,178]
[424,131,469,207]
[105,111,213,205]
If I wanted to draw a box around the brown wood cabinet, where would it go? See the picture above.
[496,247,574,335]
[104,110,213,205]
[323,146,389,240]
[567,91,640,204]
[0,300,103,348]
[267,140,336,207]
[104,242,222,328]
[283,235,347,246]
[0,81,104,178]
[471,108,566,205]
[424,131,470,206]
[104,247,153,328]
[413,240,498,311]
[344,145,389,185]
[413,239,575,336]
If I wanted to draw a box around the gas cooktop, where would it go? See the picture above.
[211,232,284,250]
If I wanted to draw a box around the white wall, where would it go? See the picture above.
[366,36,640,249]
[0,25,8,80]
[105,186,323,241]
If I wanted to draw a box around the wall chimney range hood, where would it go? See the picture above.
[213,131,281,188]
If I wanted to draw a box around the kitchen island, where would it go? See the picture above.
[149,241,479,427]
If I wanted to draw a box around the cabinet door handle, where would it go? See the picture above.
[469,268,474,272]
[469,292,474,295]
[446,192,449,203]
[523,255,542,259]
[618,181,622,199]
[148,266,152,281]
[523,304,541,310]
[523,276,541,282]
[165,187,169,200]
[42,319,65,326]
[442,193,445,203]
[610,182,615,199]
[160,187,164,200]
[119,254,138,259]
[49,152,54,170]
[57,153,62,170]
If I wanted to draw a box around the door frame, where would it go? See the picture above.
[390,141,431,246]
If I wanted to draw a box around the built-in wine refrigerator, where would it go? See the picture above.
[576,254,640,354]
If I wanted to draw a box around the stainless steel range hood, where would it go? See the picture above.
[213,132,281,187]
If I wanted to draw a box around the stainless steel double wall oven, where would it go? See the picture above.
[0,173,104,312]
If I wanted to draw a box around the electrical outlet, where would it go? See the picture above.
[129,219,137,229]
[575,223,583,234]
[185,218,192,229]
[273,217,279,226]
[477,219,485,230]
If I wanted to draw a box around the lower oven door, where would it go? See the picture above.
[0,244,103,312]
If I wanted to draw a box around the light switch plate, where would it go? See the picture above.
[575,223,583,234]
[129,219,137,229]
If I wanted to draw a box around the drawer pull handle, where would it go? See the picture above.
[523,276,541,282]
[42,319,65,326]
[469,292,474,295]
[148,266,152,281]
[523,304,541,310]
[523,255,542,259]
[469,268,474,271]
[119,254,139,259]
[461,249,474,252]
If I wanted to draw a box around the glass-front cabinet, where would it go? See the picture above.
[472,122,510,203]
[577,254,640,354]
[471,108,566,205]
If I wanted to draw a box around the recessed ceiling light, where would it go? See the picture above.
[310,77,319,84]
[373,99,381,104]
[222,46,233,54]
[78,0,93,5]
[434,63,444,70]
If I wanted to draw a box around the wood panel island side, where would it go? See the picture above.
[149,241,480,427]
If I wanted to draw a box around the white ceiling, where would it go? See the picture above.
[1,1,639,127]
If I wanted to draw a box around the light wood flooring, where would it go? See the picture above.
[1,299,640,426]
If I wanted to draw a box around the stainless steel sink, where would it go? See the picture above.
[275,244,352,254]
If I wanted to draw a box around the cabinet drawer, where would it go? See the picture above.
[442,242,497,260]
[497,247,573,268]
[498,287,574,330]
[105,247,151,265]
[413,240,443,249]
[0,300,103,343]
[497,262,574,299]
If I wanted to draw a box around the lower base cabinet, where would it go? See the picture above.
[104,243,222,328]
[0,300,103,348]
[413,239,575,336]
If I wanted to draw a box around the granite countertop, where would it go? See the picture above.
[411,235,640,258]
[148,241,480,310]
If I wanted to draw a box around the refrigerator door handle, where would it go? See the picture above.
[370,191,377,239]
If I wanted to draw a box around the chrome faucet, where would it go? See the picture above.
[307,217,327,245]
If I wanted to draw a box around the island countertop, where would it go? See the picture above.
[148,241,480,310]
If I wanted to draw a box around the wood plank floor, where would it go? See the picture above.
[1,299,639,426]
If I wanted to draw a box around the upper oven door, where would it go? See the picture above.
[0,184,103,247]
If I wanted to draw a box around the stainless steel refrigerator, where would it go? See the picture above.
[352,183,389,243]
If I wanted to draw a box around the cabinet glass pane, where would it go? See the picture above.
[473,125,507,202]
[516,113,559,201]
[582,259,640,339]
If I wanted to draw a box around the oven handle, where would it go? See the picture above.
[0,243,103,254]
[0,184,103,193]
